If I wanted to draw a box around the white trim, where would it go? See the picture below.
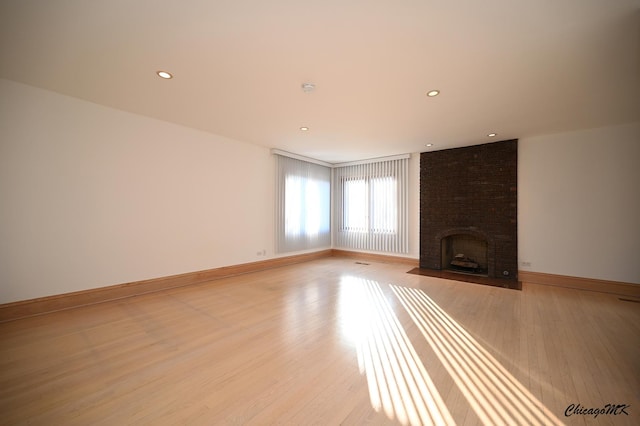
[332,154,411,168]
[271,149,411,169]
[270,149,333,168]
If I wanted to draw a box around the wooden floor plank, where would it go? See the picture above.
[0,258,638,425]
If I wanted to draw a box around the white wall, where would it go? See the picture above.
[0,79,418,305]
[0,79,280,303]
[3,79,636,305]
[519,122,640,284]
[408,152,421,259]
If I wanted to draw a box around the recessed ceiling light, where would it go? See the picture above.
[425,143,434,147]
[487,133,497,137]
[156,70,173,79]
[426,90,440,97]
[300,126,309,131]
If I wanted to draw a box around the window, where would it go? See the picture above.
[275,154,331,253]
[343,178,367,232]
[343,176,397,233]
[334,156,409,253]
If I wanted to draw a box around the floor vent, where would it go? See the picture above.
[355,261,370,265]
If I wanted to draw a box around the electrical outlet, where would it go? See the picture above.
[521,261,532,267]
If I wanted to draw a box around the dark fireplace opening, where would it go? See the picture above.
[441,234,488,276]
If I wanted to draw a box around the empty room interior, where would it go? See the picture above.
[1,1,639,425]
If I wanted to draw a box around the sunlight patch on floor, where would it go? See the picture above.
[339,276,454,426]
[391,284,564,426]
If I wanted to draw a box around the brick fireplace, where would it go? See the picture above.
[420,140,518,284]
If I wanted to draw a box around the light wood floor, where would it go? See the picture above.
[0,258,638,425]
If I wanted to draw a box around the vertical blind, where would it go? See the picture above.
[275,154,331,253]
[333,156,409,254]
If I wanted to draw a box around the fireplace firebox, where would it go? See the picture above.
[441,232,489,275]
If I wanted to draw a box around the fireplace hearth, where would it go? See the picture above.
[419,140,519,286]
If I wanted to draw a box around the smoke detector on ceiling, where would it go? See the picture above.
[301,83,316,93]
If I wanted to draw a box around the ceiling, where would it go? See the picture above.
[1,0,639,163]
